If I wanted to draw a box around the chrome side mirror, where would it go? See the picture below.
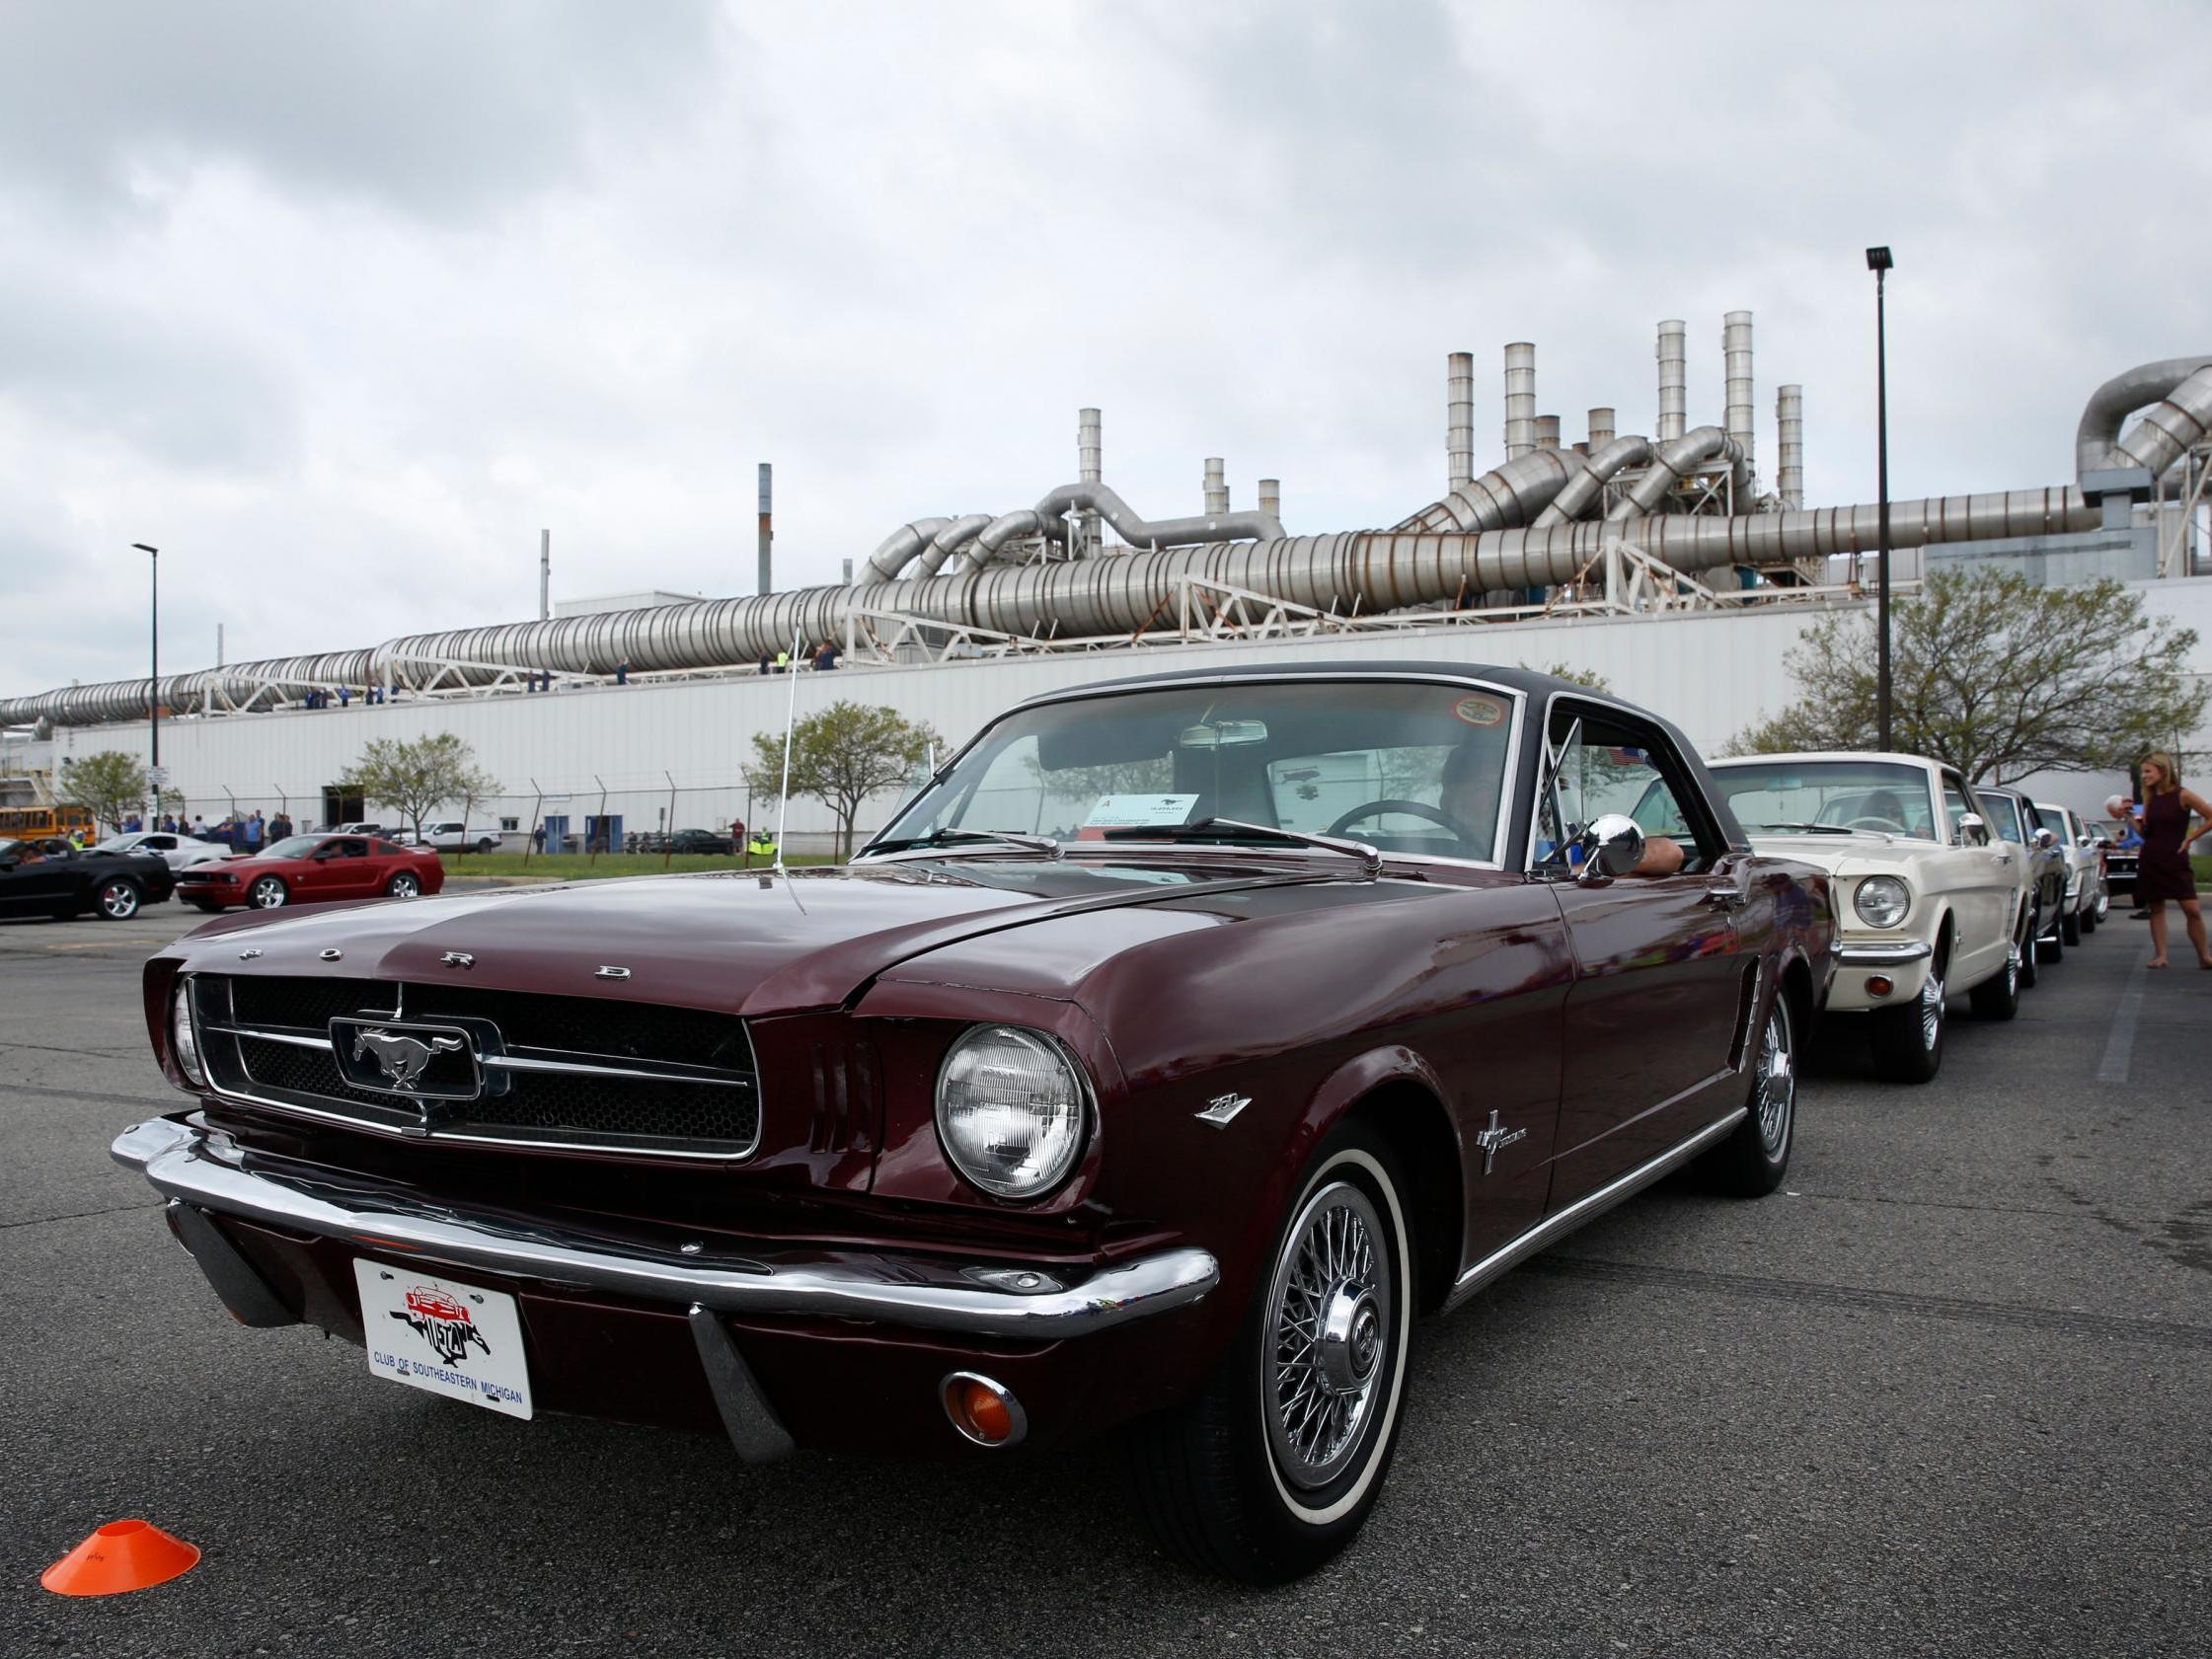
[1953,813,1987,847]
[2077,834,2096,850]
[1575,813,1646,883]
[2033,827,2058,851]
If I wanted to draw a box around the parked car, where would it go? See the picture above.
[398,821,507,855]
[1708,752,2030,1082]
[332,822,383,837]
[2033,801,2108,941]
[2089,817,2139,901]
[665,828,736,855]
[173,834,444,911]
[117,663,1833,1583]
[92,830,233,870]
[1975,786,2070,968]
[0,836,175,920]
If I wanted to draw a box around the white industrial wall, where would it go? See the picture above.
[36,577,2212,836]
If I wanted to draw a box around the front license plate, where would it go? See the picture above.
[353,1258,533,1419]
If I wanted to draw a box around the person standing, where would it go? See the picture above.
[2134,752,2212,969]
[244,809,265,854]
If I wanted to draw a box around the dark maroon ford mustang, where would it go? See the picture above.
[116,663,1833,1582]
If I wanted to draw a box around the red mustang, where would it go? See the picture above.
[119,664,1832,1583]
[174,833,444,911]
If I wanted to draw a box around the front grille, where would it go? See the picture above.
[196,975,760,1158]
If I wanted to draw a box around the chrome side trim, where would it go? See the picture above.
[1443,1107,1747,1314]
[203,1022,333,1051]
[112,1117,1219,1337]
[485,1052,754,1090]
[1836,941,1934,965]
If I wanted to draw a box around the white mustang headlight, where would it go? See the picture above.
[936,1024,1089,1200]
[1855,875,1911,930]
[171,977,206,1087]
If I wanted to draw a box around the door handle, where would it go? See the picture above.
[1704,885,1747,909]
[1995,852,2014,865]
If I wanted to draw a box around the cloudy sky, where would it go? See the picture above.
[3,0,2208,697]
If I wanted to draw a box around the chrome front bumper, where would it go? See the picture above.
[1834,940,1934,966]
[112,1116,1219,1339]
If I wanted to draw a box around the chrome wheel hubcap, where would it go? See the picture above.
[1921,966,1945,1049]
[101,885,132,917]
[1756,1003,1794,1156]
[1267,1179,1390,1489]
[253,880,283,907]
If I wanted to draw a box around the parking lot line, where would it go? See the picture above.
[2095,957,2148,1084]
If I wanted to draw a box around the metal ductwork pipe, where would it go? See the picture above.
[864,517,955,582]
[1079,408,1103,484]
[1503,342,1537,460]
[973,509,1044,563]
[1777,385,1804,509]
[916,513,993,577]
[1532,435,1653,528]
[1656,320,1688,443]
[1588,408,1616,450]
[1447,352,1475,491]
[1723,311,1755,470]
[1535,415,1562,452]
[1203,458,1229,517]
[1258,479,1281,519]
[1607,426,1744,523]
[1030,481,1283,552]
[1396,447,1588,535]
[0,483,2102,730]
[2078,358,2212,480]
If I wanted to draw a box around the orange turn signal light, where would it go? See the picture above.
[1866,975,1894,998]
[943,1372,1025,1447]
[41,1519,201,1596]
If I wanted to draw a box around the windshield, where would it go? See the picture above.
[262,835,324,861]
[1714,760,1939,839]
[875,679,1518,863]
[93,834,137,852]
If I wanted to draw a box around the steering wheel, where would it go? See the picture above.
[1845,815,1910,834]
[1327,798,1477,845]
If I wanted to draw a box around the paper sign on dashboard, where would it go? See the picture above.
[1084,793,1199,828]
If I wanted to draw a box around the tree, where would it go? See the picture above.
[748,700,941,858]
[339,733,500,843]
[1522,661,1614,695]
[56,751,147,834]
[1724,569,2208,784]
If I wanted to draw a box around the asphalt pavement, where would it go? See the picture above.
[3,899,2206,1657]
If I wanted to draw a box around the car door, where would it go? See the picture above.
[1541,704,1751,1202]
[0,842,79,914]
[1945,776,2017,985]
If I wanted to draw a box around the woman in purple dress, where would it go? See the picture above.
[2135,752,2212,968]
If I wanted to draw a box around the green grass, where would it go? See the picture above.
[454,852,841,880]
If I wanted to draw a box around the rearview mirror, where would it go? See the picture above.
[1177,719,1269,749]
[1576,813,1646,884]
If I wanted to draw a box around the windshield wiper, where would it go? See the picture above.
[1756,821,1858,835]
[1101,817,1382,876]
[865,828,1062,860]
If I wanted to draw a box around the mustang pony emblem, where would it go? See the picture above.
[351,1027,467,1092]
[391,1285,492,1367]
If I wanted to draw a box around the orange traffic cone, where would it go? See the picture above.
[40,1519,201,1596]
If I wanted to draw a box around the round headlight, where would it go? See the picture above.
[171,978,205,1086]
[1855,875,1911,929]
[936,1024,1089,1200]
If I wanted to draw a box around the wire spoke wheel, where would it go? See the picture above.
[1264,1180,1390,1490]
[1919,962,1945,1050]
[1755,999,1794,1156]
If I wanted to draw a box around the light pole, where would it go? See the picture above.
[1866,246,1894,751]
[132,544,160,804]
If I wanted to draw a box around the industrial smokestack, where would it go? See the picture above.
[1723,310,1755,470]
[1657,320,1687,443]
[1504,342,1537,460]
[1535,415,1562,452]
[1258,478,1281,519]
[841,558,855,585]
[1447,350,1475,491]
[757,465,773,598]
[1777,384,1804,509]
[539,528,550,622]
[216,624,224,668]
[1203,457,1229,516]
[1079,408,1102,484]
[1588,408,1616,450]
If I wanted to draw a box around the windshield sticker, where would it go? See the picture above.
[1084,793,1200,828]
[1452,696,1505,727]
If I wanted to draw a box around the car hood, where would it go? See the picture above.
[163,858,1346,1018]
[1741,832,1939,879]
